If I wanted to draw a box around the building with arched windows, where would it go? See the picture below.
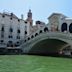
[0,10,72,54]
[48,13,72,33]
[0,11,31,54]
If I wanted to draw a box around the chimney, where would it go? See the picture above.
[21,14,24,20]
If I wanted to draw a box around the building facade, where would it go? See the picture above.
[0,12,28,49]
[0,10,72,54]
[48,13,72,33]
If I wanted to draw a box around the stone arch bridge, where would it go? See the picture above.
[20,27,72,55]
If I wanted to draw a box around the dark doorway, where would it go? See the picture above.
[44,27,48,32]
[61,23,67,32]
[69,23,72,33]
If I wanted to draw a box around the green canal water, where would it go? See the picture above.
[0,55,72,72]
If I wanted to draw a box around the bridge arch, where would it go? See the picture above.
[28,38,69,55]
[21,32,72,55]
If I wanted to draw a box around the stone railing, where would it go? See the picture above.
[20,31,72,49]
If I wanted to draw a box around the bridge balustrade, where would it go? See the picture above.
[20,26,72,47]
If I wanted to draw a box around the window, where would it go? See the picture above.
[25,31,27,34]
[8,41,12,44]
[31,35,34,38]
[18,19,20,22]
[7,44,9,47]
[17,41,19,44]
[24,40,26,42]
[17,36,20,39]
[17,29,20,33]
[61,23,67,32]
[10,17,12,20]
[1,26,4,32]
[2,15,5,18]
[8,35,13,38]
[1,40,4,43]
[44,27,48,32]
[9,27,13,32]
[35,33,38,37]
[69,23,72,33]
[8,36,10,38]
[7,43,13,47]
[28,37,30,40]
[39,30,42,33]
[25,21,27,24]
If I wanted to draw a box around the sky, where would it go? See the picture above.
[0,0,72,24]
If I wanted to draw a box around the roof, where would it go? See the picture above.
[0,12,18,19]
[65,18,72,20]
[0,12,25,22]
[48,13,67,19]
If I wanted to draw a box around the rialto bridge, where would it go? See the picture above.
[0,12,72,55]
[20,26,72,56]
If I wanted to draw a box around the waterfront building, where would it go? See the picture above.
[0,11,30,54]
[48,13,72,33]
[0,10,72,55]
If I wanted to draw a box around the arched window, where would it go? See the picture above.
[28,37,30,40]
[8,35,13,38]
[61,23,67,32]
[69,23,72,33]
[44,27,48,32]
[25,31,27,35]
[39,30,42,33]
[9,27,13,32]
[31,35,34,38]
[1,26,4,32]
[35,33,38,37]
[17,29,20,33]
[7,41,13,47]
